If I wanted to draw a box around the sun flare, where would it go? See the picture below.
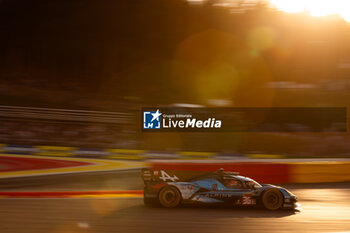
[269,0,350,22]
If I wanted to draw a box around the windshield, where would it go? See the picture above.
[222,179,243,189]
[246,180,262,189]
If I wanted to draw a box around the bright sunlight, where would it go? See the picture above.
[269,0,350,22]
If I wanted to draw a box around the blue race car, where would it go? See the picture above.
[142,168,299,210]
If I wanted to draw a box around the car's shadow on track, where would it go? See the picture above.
[88,200,299,233]
[110,203,298,219]
[147,205,298,218]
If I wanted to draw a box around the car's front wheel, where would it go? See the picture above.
[158,186,182,208]
[262,189,283,210]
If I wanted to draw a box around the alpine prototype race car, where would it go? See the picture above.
[142,168,299,210]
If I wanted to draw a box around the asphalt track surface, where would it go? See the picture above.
[1,170,350,233]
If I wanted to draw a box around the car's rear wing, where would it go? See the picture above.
[141,168,153,182]
[142,168,207,183]
[141,168,238,183]
[142,168,181,183]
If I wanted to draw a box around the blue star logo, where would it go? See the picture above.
[143,109,162,129]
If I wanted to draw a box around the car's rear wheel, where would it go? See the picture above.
[262,189,283,210]
[158,186,181,208]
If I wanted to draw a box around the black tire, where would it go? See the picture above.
[158,186,182,208]
[262,189,283,210]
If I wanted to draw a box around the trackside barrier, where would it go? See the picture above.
[0,190,143,198]
[150,161,291,184]
[149,160,350,184]
[1,144,290,160]
[2,144,350,183]
[0,144,224,160]
[290,161,350,183]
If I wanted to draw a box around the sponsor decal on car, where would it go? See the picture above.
[242,196,256,205]
[205,193,233,198]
